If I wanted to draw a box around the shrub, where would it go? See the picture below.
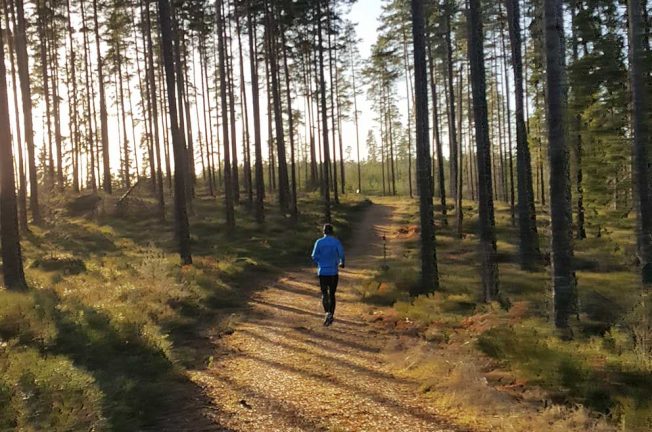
[0,347,106,432]
[0,291,57,347]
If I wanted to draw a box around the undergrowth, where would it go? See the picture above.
[0,189,368,431]
[357,197,652,431]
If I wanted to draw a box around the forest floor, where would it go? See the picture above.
[153,200,617,432]
[157,202,468,432]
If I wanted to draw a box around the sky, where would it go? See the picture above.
[342,0,384,160]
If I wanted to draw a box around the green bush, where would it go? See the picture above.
[0,291,57,347]
[0,347,106,432]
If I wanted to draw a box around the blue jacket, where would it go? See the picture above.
[311,235,345,276]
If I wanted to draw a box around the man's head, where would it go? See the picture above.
[323,224,334,235]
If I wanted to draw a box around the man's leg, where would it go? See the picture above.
[319,276,330,313]
[329,275,339,315]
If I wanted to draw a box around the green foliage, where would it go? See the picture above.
[0,347,106,432]
[0,291,57,347]
[478,321,652,430]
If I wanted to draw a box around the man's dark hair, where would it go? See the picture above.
[323,224,334,235]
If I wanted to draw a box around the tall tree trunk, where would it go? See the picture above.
[317,0,331,222]
[217,0,235,227]
[264,0,290,212]
[66,0,80,192]
[224,2,239,204]
[326,6,339,204]
[428,40,448,224]
[627,0,652,286]
[50,35,64,191]
[171,6,193,203]
[4,0,28,230]
[0,19,27,290]
[499,1,515,225]
[544,0,576,330]
[350,41,362,194]
[236,11,253,206]
[402,29,414,198]
[411,0,438,295]
[570,1,586,240]
[445,8,458,201]
[80,0,97,192]
[144,0,165,219]
[93,0,111,193]
[117,52,131,189]
[38,10,54,189]
[14,0,41,223]
[200,44,216,195]
[157,0,191,265]
[281,26,298,219]
[468,0,500,303]
[248,10,265,223]
[505,0,540,270]
[456,65,464,239]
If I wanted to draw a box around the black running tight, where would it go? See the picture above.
[319,275,339,314]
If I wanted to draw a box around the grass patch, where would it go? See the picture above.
[1,189,368,431]
[366,197,652,430]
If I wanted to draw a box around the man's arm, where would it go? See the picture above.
[311,240,320,264]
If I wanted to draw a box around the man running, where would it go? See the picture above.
[311,224,345,326]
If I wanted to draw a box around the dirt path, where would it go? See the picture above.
[177,203,468,432]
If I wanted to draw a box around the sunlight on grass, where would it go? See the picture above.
[0,191,368,431]
[363,198,652,431]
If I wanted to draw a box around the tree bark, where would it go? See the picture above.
[427,41,448,224]
[411,0,438,295]
[317,0,331,222]
[93,0,112,193]
[445,8,458,201]
[468,0,500,303]
[627,0,652,286]
[544,0,576,330]
[3,0,28,230]
[157,0,192,265]
[217,0,235,227]
[505,0,540,270]
[0,19,27,290]
[247,9,265,223]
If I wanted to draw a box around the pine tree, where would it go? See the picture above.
[411,0,438,295]
[627,0,652,286]
[543,0,576,331]
[0,17,27,290]
[505,0,540,270]
[468,0,500,302]
[158,0,192,265]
